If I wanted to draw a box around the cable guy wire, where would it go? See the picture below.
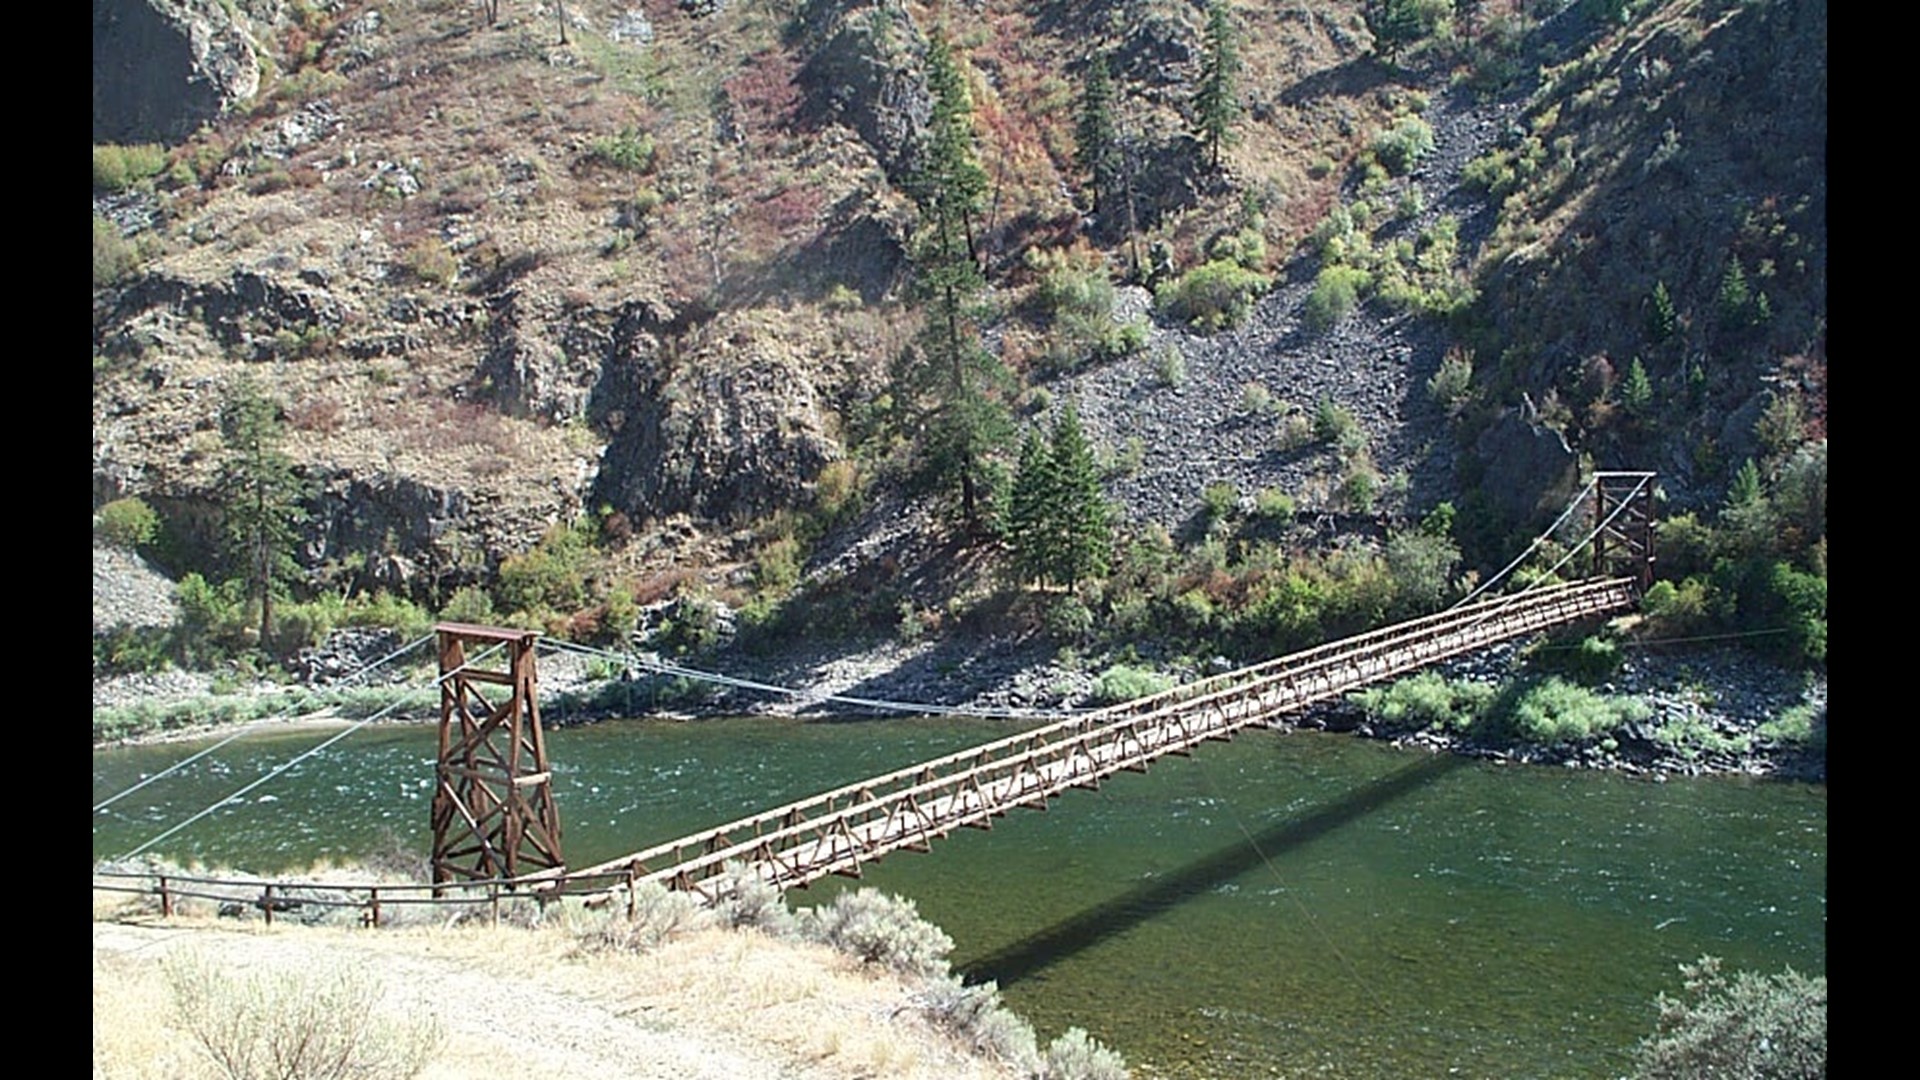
[92,632,436,814]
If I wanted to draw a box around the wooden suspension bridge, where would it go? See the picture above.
[95,473,1657,919]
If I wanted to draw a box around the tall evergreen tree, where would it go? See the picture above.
[218,379,309,649]
[1047,405,1112,589]
[1075,51,1123,217]
[1193,0,1240,173]
[1007,429,1057,585]
[900,31,1013,530]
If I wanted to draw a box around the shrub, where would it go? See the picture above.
[588,127,656,172]
[438,585,496,625]
[1489,677,1649,747]
[165,949,440,1079]
[1427,349,1473,415]
[1756,702,1824,751]
[914,974,1041,1073]
[1350,671,1493,732]
[1304,265,1371,332]
[95,215,141,288]
[1155,258,1272,331]
[1200,480,1239,523]
[803,888,954,979]
[1252,487,1295,522]
[1044,1026,1132,1080]
[1633,956,1825,1080]
[712,860,799,936]
[97,497,159,550]
[1093,664,1175,704]
[1527,634,1624,685]
[402,237,458,286]
[1240,381,1276,416]
[1152,343,1187,388]
[1372,116,1436,176]
[581,881,715,952]
[93,143,170,193]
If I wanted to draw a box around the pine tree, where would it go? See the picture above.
[1193,1,1240,173]
[218,379,310,649]
[1369,0,1428,62]
[1647,280,1678,345]
[1718,258,1751,325]
[1622,357,1654,418]
[1075,52,1122,217]
[900,31,1013,530]
[1048,405,1112,589]
[1007,429,1057,585]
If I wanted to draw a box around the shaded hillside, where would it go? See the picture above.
[1462,0,1825,510]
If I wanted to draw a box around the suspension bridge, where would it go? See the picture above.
[93,473,1656,920]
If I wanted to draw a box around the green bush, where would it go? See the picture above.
[1200,480,1239,523]
[1304,265,1371,332]
[165,949,440,1079]
[803,888,954,979]
[1427,350,1473,415]
[1489,677,1649,747]
[1372,116,1436,176]
[712,861,799,936]
[1093,664,1175,704]
[588,127,656,172]
[438,585,497,625]
[1756,703,1824,752]
[1527,634,1624,685]
[1154,258,1272,331]
[95,214,141,288]
[93,143,170,193]
[1633,956,1824,1080]
[1252,487,1295,522]
[97,497,159,550]
[1350,671,1493,733]
[1152,343,1187,388]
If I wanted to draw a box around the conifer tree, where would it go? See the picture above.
[1075,52,1122,217]
[1622,357,1654,418]
[1047,405,1112,589]
[218,379,309,649]
[1008,429,1056,585]
[899,31,1013,530]
[1193,1,1240,173]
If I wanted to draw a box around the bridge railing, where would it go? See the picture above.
[92,864,674,926]
[551,578,1638,897]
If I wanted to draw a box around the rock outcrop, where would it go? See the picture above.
[94,0,272,145]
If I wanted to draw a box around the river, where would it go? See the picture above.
[92,715,1825,1078]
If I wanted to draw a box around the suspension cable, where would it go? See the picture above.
[115,640,507,862]
[92,632,436,814]
[1452,476,1597,609]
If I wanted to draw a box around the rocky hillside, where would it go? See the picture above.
[92,0,1825,652]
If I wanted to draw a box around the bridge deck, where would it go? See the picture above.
[539,578,1639,902]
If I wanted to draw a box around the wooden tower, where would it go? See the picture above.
[1590,471,1657,590]
[430,623,564,890]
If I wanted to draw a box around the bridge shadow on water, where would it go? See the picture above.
[959,750,1469,989]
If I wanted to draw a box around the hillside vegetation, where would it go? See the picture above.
[93,0,1825,686]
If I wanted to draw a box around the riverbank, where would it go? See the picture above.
[93,620,1825,784]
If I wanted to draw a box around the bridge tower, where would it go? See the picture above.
[1589,472,1657,590]
[430,623,564,891]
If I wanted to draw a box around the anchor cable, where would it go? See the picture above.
[115,641,506,862]
[92,632,436,814]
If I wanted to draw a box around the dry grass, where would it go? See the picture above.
[93,910,1022,1080]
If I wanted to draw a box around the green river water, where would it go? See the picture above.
[92,716,1825,1078]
